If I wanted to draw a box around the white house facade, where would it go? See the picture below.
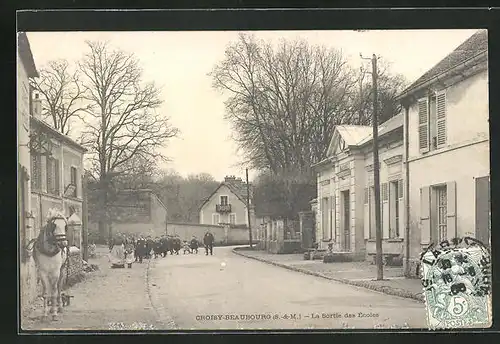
[398,29,490,277]
[199,175,255,227]
[313,116,404,262]
[18,32,39,313]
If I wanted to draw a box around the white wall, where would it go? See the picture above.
[408,70,489,159]
[406,69,490,271]
[199,184,252,226]
[18,53,37,313]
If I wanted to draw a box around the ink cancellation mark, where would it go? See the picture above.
[420,237,492,329]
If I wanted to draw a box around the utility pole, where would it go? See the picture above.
[246,168,253,249]
[361,53,383,280]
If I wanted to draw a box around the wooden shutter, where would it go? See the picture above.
[330,196,335,241]
[446,181,457,240]
[382,183,389,239]
[369,187,375,239]
[418,98,429,153]
[54,159,60,195]
[364,187,370,239]
[436,91,447,148]
[398,179,404,238]
[475,176,490,246]
[420,186,431,244]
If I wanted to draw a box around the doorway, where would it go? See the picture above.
[341,190,350,251]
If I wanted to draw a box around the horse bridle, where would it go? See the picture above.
[47,215,68,247]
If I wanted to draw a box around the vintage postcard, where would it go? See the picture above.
[18,27,491,331]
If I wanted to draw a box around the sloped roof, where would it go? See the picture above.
[358,113,404,146]
[30,116,87,153]
[336,125,373,146]
[402,29,488,95]
[199,181,251,211]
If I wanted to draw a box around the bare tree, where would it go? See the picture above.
[352,60,408,126]
[30,59,88,135]
[209,34,358,174]
[78,41,179,242]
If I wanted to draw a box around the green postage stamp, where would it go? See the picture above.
[420,237,492,329]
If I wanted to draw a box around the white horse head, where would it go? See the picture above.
[45,208,68,247]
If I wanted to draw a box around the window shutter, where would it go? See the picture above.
[54,159,60,195]
[398,180,404,238]
[369,188,375,239]
[436,91,447,147]
[446,181,457,240]
[420,186,431,244]
[330,196,335,241]
[364,189,370,239]
[418,98,429,153]
[382,183,389,239]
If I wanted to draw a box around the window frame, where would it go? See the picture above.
[418,90,447,154]
[220,195,228,206]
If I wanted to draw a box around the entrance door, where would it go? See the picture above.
[342,190,350,251]
[475,176,490,246]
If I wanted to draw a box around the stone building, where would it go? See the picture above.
[88,189,168,239]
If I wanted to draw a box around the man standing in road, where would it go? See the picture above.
[203,230,215,256]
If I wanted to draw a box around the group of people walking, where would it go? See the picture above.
[107,230,216,268]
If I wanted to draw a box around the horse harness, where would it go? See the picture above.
[26,215,71,288]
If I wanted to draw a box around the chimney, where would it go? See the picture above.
[224,175,236,183]
[32,93,42,119]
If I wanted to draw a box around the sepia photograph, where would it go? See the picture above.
[17,26,491,331]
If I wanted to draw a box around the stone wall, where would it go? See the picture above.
[167,222,253,245]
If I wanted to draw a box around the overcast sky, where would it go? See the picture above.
[26,29,480,181]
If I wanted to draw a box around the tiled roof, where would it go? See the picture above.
[336,125,373,146]
[358,113,404,146]
[402,29,488,94]
[199,181,252,211]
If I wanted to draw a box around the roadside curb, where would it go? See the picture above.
[146,259,178,330]
[232,248,424,304]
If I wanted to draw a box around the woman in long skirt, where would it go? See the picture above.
[108,235,126,268]
[124,242,135,268]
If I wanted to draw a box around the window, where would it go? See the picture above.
[30,154,42,190]
[229,213,236,225]
[212,213,220,225]
[46,157,60,195]
[418,91,446,153]
[435,185,448,242]
[220,195,228,205]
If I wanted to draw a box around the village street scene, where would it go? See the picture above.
[18,29,490,331]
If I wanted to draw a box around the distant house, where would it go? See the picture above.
[312,115,404,261]
[397,29,490,276]
[199,175,256,227]
[88,189,168,239]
